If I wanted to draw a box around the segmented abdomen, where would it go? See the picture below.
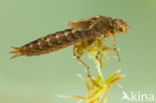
[10,29,93,59]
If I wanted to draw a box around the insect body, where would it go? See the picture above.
[10,15,129,77]
[10,15,128,58]
[10,28,93,59]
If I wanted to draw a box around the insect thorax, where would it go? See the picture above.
[89,16,114,37]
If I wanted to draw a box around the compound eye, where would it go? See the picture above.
[119,27,124,32]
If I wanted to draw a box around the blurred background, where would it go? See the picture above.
[0,0,156,103]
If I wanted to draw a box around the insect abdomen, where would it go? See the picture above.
[10,29,92,59]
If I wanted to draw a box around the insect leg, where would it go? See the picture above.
[96,37,107,67]
[73,38,99,80]
[73,46,92,80]
[78,38,99,57]
[112,35,120,61]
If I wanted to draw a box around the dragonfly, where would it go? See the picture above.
[10,15,129,77]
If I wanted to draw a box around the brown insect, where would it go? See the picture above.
[10,15,129,77]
